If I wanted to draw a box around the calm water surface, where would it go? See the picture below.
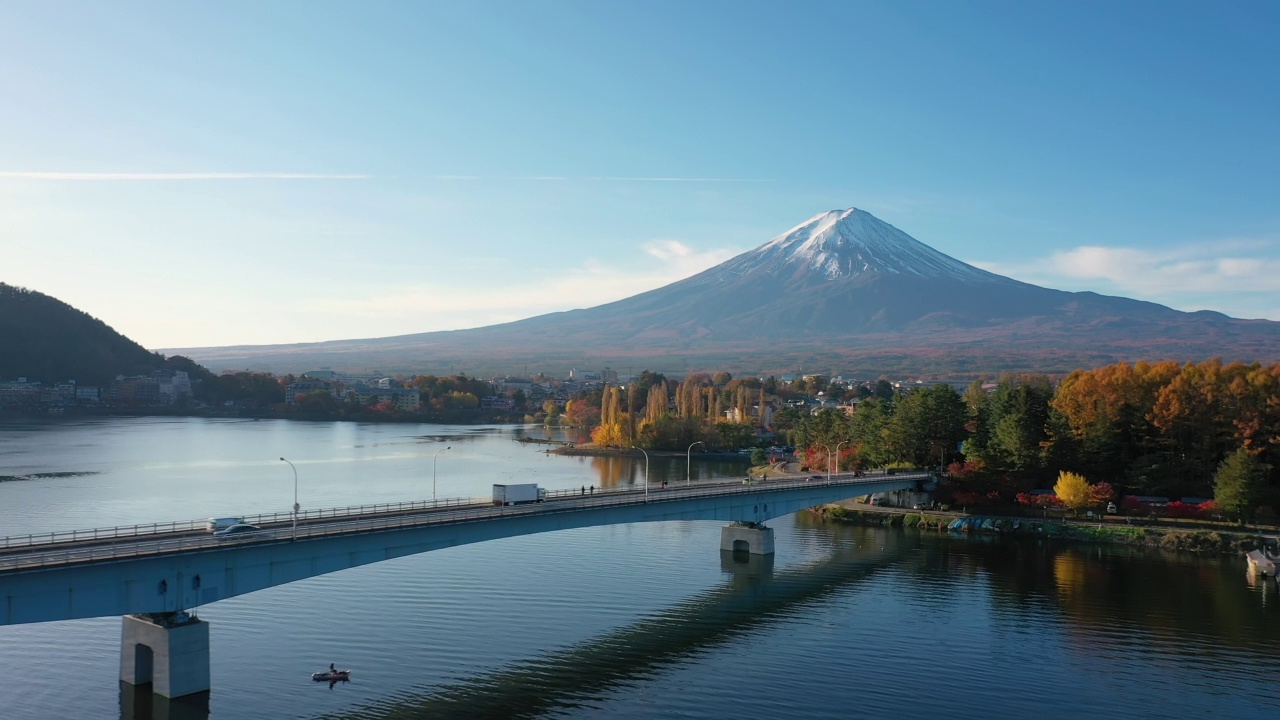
[1,418,1278,719]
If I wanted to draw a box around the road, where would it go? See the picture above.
[0,472,928,572]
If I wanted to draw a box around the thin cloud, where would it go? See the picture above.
[975,240,1280,294]
[426,175,772,183]
[0,172,369,181]
[0,172,767,182]
[971,238,1280,318]
[307,240,743,328]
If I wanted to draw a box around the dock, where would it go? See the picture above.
[514,437,575,447]
[1245,549,1277,578]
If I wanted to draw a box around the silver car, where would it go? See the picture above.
[213,523,263,540]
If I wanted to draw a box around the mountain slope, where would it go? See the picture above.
[168,209,1280,376]
[0,283,168,385]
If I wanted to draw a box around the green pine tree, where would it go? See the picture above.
[1214,448,1267,524]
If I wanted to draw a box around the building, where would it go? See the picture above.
[150,370,192,404]
[347,384,420,412]
[285,380,331,405]
[0,378,41,409]
[494,377,533,394]
[112,376,161,406]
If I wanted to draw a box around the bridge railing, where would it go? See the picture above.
[241,495,489,529]
[0,472,930,565]
[0,494,488,551]
[0,519,216,550]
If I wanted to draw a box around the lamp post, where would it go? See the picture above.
[686,441,704,486]
[279,457,299,541]
[433,445,451,504]
[632,446,650,501]
[835,440,849,480]
[822,444,834,483]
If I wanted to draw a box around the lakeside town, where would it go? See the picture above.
[5,360,1278,536]
[0,366,959,420]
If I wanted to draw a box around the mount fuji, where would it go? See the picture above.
[174,209,1280,376]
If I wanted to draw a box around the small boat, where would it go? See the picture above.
[312,669,352,682]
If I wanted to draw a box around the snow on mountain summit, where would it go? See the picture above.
[717,208,1004,284]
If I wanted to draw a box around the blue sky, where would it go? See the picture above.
[2,1,1277,349]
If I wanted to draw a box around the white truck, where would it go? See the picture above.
[492,483,546,506]
[206,517,243,533]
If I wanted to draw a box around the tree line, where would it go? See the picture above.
[779,360,1279,519]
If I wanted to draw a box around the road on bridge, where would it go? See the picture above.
[0,471,929,573]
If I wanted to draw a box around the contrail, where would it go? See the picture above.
[0,172,369,181]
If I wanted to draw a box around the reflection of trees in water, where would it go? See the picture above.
[901,532,1280,652]
[583,454,752,489]
[1046,546,1280,653]
[589,455,635,489]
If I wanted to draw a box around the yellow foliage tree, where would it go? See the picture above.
[1053,471,1092,512]
[591,422,624,447]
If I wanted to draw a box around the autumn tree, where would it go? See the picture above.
[1054,471,1093,513]
[564,399,600,428]
[1088,481,1116,508]
[542,399,560,424]
[591,385,626,447]
[646,382,669,424]
[1149,360,1236,491]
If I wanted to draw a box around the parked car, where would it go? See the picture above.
[213,523,263,539]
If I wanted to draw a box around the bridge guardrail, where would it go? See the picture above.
[0,494,491,551]
[0,472,928,571]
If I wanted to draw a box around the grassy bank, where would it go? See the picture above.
[811,505,1268,554]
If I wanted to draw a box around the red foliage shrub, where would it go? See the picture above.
[1016,493,1060,507]
[1121,496,1151,514]
[1089,481,1116,505]
[947,459,988,479]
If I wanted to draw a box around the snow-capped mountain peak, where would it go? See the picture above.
[719,208,1001,283]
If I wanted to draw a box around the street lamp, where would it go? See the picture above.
[835,440,849,480]
[686,441,704,485]
[433,445,451,504]
[279,457,299,541]
[632,446,650,501]
[822,444,834,483]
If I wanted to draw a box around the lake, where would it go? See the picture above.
[1,417,1278,719]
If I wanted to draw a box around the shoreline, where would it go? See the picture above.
[812,503,1277,555]
[548,444,751,459]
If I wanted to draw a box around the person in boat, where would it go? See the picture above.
[330,663,336,674]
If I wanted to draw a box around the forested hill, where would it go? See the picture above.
[0,283,168,386]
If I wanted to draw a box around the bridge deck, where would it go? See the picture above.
[0,472,927,573]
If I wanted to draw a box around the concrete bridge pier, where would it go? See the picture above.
[720,522,774,555]
[120,612,211,701]
[120,681,210,720]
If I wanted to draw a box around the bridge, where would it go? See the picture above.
[0,471,925,699]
